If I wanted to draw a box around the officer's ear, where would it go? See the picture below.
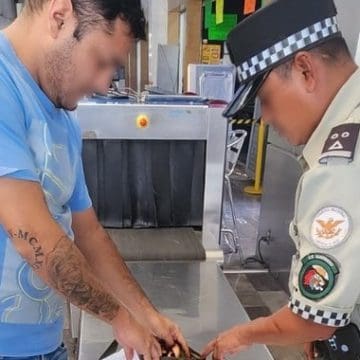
[48,0,74,39]
[292,51,317,93]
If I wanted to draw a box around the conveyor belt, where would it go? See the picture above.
[107,228,206,261]
[82,140,206,229]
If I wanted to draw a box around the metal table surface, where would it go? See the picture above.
[78,261,272,360]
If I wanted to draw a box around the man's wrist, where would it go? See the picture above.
[111,306,131,327]
[139,299,158,318]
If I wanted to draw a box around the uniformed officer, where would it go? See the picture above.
[202,0,360,359]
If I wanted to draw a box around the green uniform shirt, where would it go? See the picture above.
[288,67,360,328]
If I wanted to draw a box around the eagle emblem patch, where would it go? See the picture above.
[310,207,350,249]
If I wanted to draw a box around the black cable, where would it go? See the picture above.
[243,233,270,268]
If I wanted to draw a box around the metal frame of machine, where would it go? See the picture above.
[76,102,228,254]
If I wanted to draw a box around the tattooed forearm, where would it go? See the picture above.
[78,227,157,318]
[8,229,44,270]
[8,228,120,322]
[46,236,120,321]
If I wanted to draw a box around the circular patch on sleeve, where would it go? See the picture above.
[310,207,351,249]
[299,253,339,301]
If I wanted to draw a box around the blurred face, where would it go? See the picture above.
[42,16,133,110]
[257,56,325,145]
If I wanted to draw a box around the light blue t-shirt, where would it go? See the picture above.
[0,33,92,356]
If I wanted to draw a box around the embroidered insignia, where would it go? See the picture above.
[319,123,360,164]
[310,207,350,249]
[299,253,339,301]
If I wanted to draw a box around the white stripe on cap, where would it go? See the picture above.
[237,16,339,82]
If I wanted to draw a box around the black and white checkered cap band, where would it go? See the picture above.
[237,16,339,82]
[289,298,350,327]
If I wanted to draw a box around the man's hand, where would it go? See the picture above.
[72,210,190,357]
[112,312,161,360]
[201,325,250,360]
[144,312,190,357]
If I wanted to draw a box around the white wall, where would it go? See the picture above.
[141,0,150,20]
[334,0,360,57]
[143,0,168,85]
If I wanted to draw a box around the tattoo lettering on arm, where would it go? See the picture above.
[46,236,120,321]
[8,229,44,270]
[8,229,120,322]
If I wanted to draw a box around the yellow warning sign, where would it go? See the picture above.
[202,44,221,64]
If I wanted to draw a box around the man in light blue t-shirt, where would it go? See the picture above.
[0,1,189,359]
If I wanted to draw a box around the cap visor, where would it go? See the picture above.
[222,72,268,119]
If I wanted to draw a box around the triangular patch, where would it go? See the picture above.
[328,140,344,151]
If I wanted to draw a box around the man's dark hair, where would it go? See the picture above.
[276,36,352,77]
[25,0,146,41]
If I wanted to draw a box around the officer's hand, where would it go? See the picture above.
[144,312,190,357]
[201,325,250,360]
[304,342,319,360]
[112,313,161,360]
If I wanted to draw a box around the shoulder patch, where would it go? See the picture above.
[299,253,339,301]
[319,123,360,164]
[310,207,351,249]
